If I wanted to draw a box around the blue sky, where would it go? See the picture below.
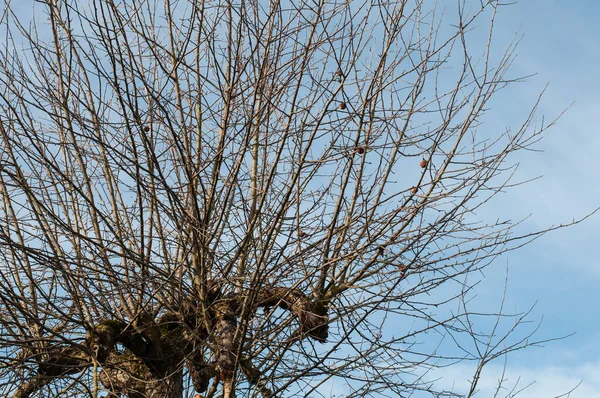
[430,1,600,396]
[3,1,598,396]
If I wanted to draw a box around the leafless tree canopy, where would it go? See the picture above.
[0,0,562,397]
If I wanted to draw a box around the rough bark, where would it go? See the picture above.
[12,284,327,397]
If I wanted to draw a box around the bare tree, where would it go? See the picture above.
[0,0,577,397]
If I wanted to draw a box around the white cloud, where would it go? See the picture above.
[431,360,600,398]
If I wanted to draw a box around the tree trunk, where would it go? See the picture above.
[99,352,183,398]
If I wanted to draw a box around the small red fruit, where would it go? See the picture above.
[143,126,150,132]
[420,159,427,168]
[410,186,418,194]
[355,146,365,155]
[338,102,346,110]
